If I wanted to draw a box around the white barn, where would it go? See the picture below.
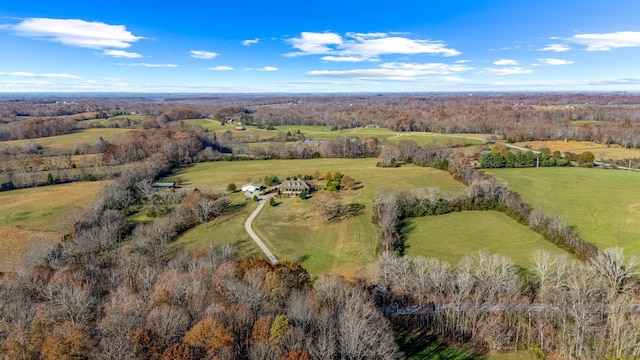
[241,183,263,193]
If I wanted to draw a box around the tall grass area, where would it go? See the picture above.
[487,167,640,255]
[172,158,466,276]
[406,211,568,268]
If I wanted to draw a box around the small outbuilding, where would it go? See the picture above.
[241,183,263,193]
[152,182,176,189]
[279,180,311,196]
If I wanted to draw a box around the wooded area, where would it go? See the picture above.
[1,93,640,359]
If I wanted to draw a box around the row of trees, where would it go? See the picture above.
[479,149,573,168]
[0,139,401,359]
[361,249,640,359]
[4,93,640,149]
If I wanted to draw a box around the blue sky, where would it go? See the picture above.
[1,0,640,92]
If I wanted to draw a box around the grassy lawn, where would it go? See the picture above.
[2,128,131,150]
[487,167,640,255]
[406,211,568,268]
[171,158,466,276]
[182,118,229,131]
[388,133,486,146]
[171,192,263,258]
[0,181,104,271]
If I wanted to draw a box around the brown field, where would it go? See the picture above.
[514,140,640,160]
[514,140,607,152]
[0,181,104,272]
[0,226,58,272]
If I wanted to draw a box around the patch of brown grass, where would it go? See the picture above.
[0,226,59,272]
[515,140,607,152]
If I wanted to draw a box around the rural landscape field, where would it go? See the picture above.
[2,1,640,359]
[1,92,640,360]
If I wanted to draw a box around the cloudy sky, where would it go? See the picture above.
[1,0,640,92]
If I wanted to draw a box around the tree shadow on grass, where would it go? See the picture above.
[396,329,487,360]
[395,219,416,256]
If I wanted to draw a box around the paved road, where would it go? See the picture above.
[245,196,277,264]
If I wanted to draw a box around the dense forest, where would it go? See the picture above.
[1,93,640,359]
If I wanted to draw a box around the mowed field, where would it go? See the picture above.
[183,119,488,146]
[1,128,131,150]
[487,167,640,255]
[0,181,104,271]
[169,158,569,277]
[171,158,466,276]
[406,211,568,268]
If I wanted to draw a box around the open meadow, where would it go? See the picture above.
[171,158,466,276]
[1,128,131,150]
[487,167,640,255]
[184,119,488,147]
[0,181,104,271]
[406,210,569,267]
[169,158,571,277]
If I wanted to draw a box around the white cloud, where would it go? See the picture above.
[209,66,234,71]
[244,66,278,71]
[117,63,178,68]
[479,67,532,75]
[10,18,142,49]
[455,59,471,64]
[342,36,460,57]
[242,38,259,46]
[380,62,473,73]
[539,43,570,52]
[571,31,640,51]
[287,32,343,55]
[321,55,376,62]
[0,71,81,79]
[493,59,519,66]
[103,49,143,58]
[190,50,218,59]
[101,77,121,81]
[307,61,471,80]
[286,31,460,58]
[536,58,574,65]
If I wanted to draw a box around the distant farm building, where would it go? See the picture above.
[235,123,246,131]
[279,180,311,196]
[152,182,176,189]
[241,183,263,193]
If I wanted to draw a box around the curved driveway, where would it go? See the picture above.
[245,197,277,264]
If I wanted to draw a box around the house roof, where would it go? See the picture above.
[279,180,310,191]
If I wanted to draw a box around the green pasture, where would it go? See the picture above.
[487,167,640,255]
[0,181,104,271]
[387,133,486,147]
[1,128,131,150]
[182,118,229,131]
[171,158,466,276]
[171,192,263,258]
[406,211,568,268]
[0,181,104,231]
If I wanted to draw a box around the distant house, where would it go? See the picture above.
[241,183,263,193]
[235,123,246,131]
[279,180,311,196]
[152,182,176,189]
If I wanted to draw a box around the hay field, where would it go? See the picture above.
[0,181,104,271]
